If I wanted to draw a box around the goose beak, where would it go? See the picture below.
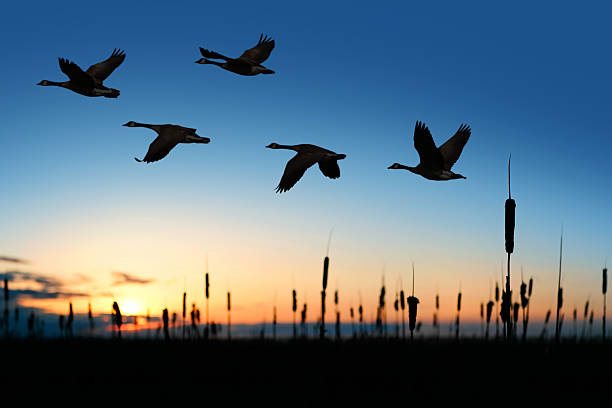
[122,122,130,126]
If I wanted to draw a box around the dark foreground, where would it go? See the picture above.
[2,338,611,404]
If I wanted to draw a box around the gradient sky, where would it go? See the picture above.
[1,1,610,327]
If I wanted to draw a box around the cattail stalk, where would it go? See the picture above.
[456,290,462,340]
[320,256,329,340]
[292,289,297,339]
[504,155,516,342]
[540,309,551,339]
[112,301,122,339]
[400,289,406,339]
[581,299,589,341]
[227,291,231,341]
[182,292,186,340]
[555,230,563,343]
[603,267,607,343]
[495,281,500,340]
[162,308,169,340]
[486,301,494,340]
[273,305,277,340]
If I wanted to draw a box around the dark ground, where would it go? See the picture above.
[2,338,611,404]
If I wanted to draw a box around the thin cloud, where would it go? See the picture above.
[0,256,28,264]
[0,270,89,299]
[111,271,154,286]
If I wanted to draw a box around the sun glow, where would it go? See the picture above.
[118,298,144,316]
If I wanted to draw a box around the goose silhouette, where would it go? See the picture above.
[37,49,125,98]
[123,122,210,163]
[196,34,275,76]
[388,121,471,180]
[266,143,346,193]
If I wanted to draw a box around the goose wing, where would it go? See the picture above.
[58,58,95,88]
[238,34,275,65]
[135,135,180,163]
[439,124,471,170]
[275,152,319,193]
[86,49,126,83]
[318,159,341,179]
[413,121,443,169]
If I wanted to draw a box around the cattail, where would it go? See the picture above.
[227,291,231,340]
[603,268,607,342]
[112,301,122,338]
[205,271,210,339]
[528,277,533,297]
[292,289,297,338]
[540,309,551,339]
[162,308,169,340]
[486,300,494,339]
[400,289,406,339]
[273,306,277,340]
[88,302,94,331]
[513,302,520,333]
[350,307,355,338]
[589,310,594,338]
[320,256,329,340]
[456,291,462,340]
[407,296,419,341]
[182,292,187,340]
[3,278,8,336]
[504,156,516,342]
[555,230,563,343]
[301,303,307,337]
[66,302,74,338]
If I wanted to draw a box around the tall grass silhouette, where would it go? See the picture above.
[504,155,516,342]
[407,264,419,342]
[292,289,297,339]
[603,267,607,342]
[112,301,122,339]
[555,230,564,343]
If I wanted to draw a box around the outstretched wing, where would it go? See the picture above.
[439,124,471,170]
[318,159,341,179]
[135,135,179,163]
[238,34,275,65]
[86,49,126,83]
[58,58,95,88]
[413,121,443,169]
[199,47,231,61]
[275,153,319,193]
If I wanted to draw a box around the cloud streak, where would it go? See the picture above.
[0,270,89,300]
[111,271,154,286]
[0,256,28,264]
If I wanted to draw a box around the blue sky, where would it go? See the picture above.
[0,1,610,323]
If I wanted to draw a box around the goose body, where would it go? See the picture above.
[266,143,346,193]
[38,49,125,98]
[196,35,275,76]
[388,121,471,181]
[123,121,211,163]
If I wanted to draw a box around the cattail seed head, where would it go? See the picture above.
[495,283,499,302]
[513,302,520,323]
[435,294,439,310]
[227,292,231,311]
[323,257,329,290]
[545,309,551,323]
[528,277,533,297]
[573,308,577,321]
[457,292,462,312]
[350,307,354,319]
[334,290,338,306]
[394,298,399,312]
[358,305,363,322]
[3,278,8,302]
[292,290,297,312]
[603,268,608,295]
[505,198,516,254]
[520,281,529,308]
[557,287,563,310]
[407,296,419,331]
[584,301,589,318]
[182,292,186,319]
[589,310,594,324]
[486,301,494,323]
[112,301,122,329]
[480,303,484,319]
[205,273,210,299]
[400,290,405,310]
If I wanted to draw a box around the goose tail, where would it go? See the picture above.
[134,157,144,163]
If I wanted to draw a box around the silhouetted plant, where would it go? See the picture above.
[603,267,607,343]
[227,291,231,341]
[540,309,551,339]
[504,154,516,342]
[480,303,484,338]
[334,290,340,340]
[495,281,500,339]
[394,294,399,338]
[513,302,520,340]
[112,301,122,339]
[358,304,363,337]
[581,299,590,341]
[182,292,186,340]
[456,290,462,340]
[589,310,594,338]
[3,278,8,336]
[400,289,406,339]
[555,230,564,344]
[486,300,494,340]
[162,308,169,341]
[27,312,35,337]
[292,289,297,339]
[319,254,329,340]
[66,302,74,338]
[273,305,277,340]
[301,302,307,338]
[88,302,94,334]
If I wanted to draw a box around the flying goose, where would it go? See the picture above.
[266,143,346,193]
[37,49,126,98]
[388,121,471,180]
[196,34,275,76]
[122,122,211,163]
